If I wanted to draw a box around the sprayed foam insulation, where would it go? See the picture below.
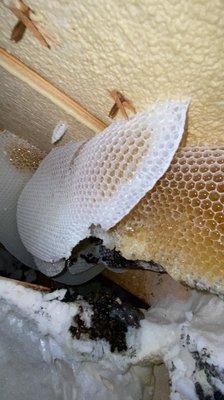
[1,0,224,148]
[0,278,224,399]
[17,100,188,262]
[0,67,94,151]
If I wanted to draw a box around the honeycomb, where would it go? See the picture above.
[109,147,224,295]
[5,142,44,171]
[17,100,189,262]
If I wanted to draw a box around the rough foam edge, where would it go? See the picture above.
[1,278,224,400]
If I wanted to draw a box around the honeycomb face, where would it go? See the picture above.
[17,101,188,262]
[110,147,224,294]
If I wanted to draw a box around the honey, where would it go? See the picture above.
[110,147,224,294]
[6,143,44,171]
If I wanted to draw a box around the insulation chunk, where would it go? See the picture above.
[17,100,189,262]
[0,279,224,399]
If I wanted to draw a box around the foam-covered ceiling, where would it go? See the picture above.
[1,0,224,149]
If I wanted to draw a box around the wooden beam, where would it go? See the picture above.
[0,48,107,133]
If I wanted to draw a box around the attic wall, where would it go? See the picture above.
[1,0,224,149]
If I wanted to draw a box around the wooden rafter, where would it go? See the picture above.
[0,48,107,133]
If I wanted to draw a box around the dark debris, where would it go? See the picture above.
[67,287,145,353]
[192,350,224,399]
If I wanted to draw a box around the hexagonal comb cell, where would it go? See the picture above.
[17,101,189,262]
[109,147,224,294]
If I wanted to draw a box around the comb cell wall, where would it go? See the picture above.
[17,101,188,262]
[109,147,224,294]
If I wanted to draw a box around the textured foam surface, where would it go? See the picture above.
[17,101,189,262]
[1,0,223,146]
[0,131,43,267]
[108,147,224,294]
